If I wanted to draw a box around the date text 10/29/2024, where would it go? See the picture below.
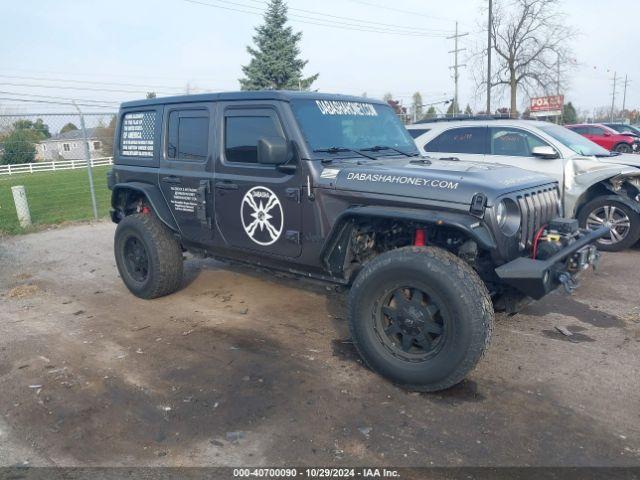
[232,468,401,478]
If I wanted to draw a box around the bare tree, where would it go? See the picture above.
[473,0,575,116]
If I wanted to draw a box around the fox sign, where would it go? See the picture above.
[530,95,564,117]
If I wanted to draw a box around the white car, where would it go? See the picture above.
[408,119,640,251]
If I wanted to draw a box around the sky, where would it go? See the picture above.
[1,0,638,117]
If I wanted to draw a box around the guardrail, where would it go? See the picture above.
[0,157,113,176]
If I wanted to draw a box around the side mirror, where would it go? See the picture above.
[257,136,290,165]
[531,145,559,159]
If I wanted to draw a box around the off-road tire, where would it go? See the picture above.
[348,246,494,392]
[613,142,632,154]
[114,213,183,299]
[578,197,640,252]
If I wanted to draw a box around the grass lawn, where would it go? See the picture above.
[0,166,112,235]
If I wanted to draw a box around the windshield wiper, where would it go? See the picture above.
[313,146,376,160]
[360,145,419,157]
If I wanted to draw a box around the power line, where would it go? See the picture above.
[0,74,185,92]
[0,97,116,109]
[0,81,177,96]
[0,90,119,105]
[344,0,460,24]
[183,0,451,37]
[239,0,453,33]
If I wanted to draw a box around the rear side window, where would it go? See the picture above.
[408,128,430,139]
[568,126,587,134]
[120,111,157,158]
[588,126,605,135]
[167,109,209,161]
[424,127,487,154]
[225,114,283,163]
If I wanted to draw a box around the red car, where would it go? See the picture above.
[565,123,639,153]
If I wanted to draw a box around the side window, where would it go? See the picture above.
[166,109,209,161]
[408,128,430,139]
[589,126,605,135]
[490,127,550,157]
[225,113,283,164]
[120,111,157,158]
[570,126,587,134]
[423,127,487,154]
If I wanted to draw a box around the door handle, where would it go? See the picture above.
[161,175,182,184]
[215,181,238,190]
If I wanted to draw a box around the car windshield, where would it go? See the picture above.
[538,124,611,156]
[290,99,418,156]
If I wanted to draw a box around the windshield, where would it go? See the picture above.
[290,99,418,155]
[538,124,611,156]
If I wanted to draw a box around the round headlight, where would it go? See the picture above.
[496,199,521,236]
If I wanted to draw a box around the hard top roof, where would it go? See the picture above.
[121,90,385,109]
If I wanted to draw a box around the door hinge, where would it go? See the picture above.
[285,187,302,203]
[285,230,301,244]
[196,179,211,227]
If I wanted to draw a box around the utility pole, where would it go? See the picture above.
[557,54,562,124]
[486,0,492,114]
[448,21,468,116]
[610,71,617,122]
[622,74,629,114]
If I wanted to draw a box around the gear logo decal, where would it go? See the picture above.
[241,186,284,246]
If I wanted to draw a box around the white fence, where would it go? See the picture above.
[0,157,113,176]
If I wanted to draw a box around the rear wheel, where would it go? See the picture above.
[578,197,640,252]
[348,246,493,392]
[614,142,632,153]
[114,213,184,299]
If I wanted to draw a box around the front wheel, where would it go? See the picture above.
[614,143,633,154]
[578,197,640,252]
[348,246,493,392]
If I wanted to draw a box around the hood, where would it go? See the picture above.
[596,153,640,168]
[319,157,555,205]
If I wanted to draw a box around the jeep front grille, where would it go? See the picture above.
[516,187,559,250]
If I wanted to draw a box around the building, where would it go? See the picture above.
[37,128,106,161]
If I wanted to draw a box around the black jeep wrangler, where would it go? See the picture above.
[107,91,606,392]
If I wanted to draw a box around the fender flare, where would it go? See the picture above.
[578,193,640,216]
[110,182,179,232]
[320,206,497,275]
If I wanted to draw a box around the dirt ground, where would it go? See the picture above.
[0,221,639,468]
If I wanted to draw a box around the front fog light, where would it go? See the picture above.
[496,199,521,236]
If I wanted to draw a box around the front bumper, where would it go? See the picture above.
[494,226,609,300]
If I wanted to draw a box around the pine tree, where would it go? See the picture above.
[464,104,473,116]
[411,92,423,122]
[240,0,318,90]
[562,102,577,124]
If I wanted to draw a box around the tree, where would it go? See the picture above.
[424,106,437,119]
[410,92,423,122]
[146,92,157,99]
[382,92,393,103]
[562,101,577,124]
[97,115,117,157]
[446,100,460,116]
[1,129,37,164]
[474,0,574,117]
[12,119,51,141]
[464,104,473,116]
[60,122,78,134]
[240,0,318,90]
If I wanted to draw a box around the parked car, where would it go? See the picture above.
[107,92,605,392]
[603,123,640,138]
[565,123,639,153]
[408,118,640,251]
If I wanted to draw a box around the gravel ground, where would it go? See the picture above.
[0,221,639,467]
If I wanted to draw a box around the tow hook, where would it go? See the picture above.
[558,272,578,294]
